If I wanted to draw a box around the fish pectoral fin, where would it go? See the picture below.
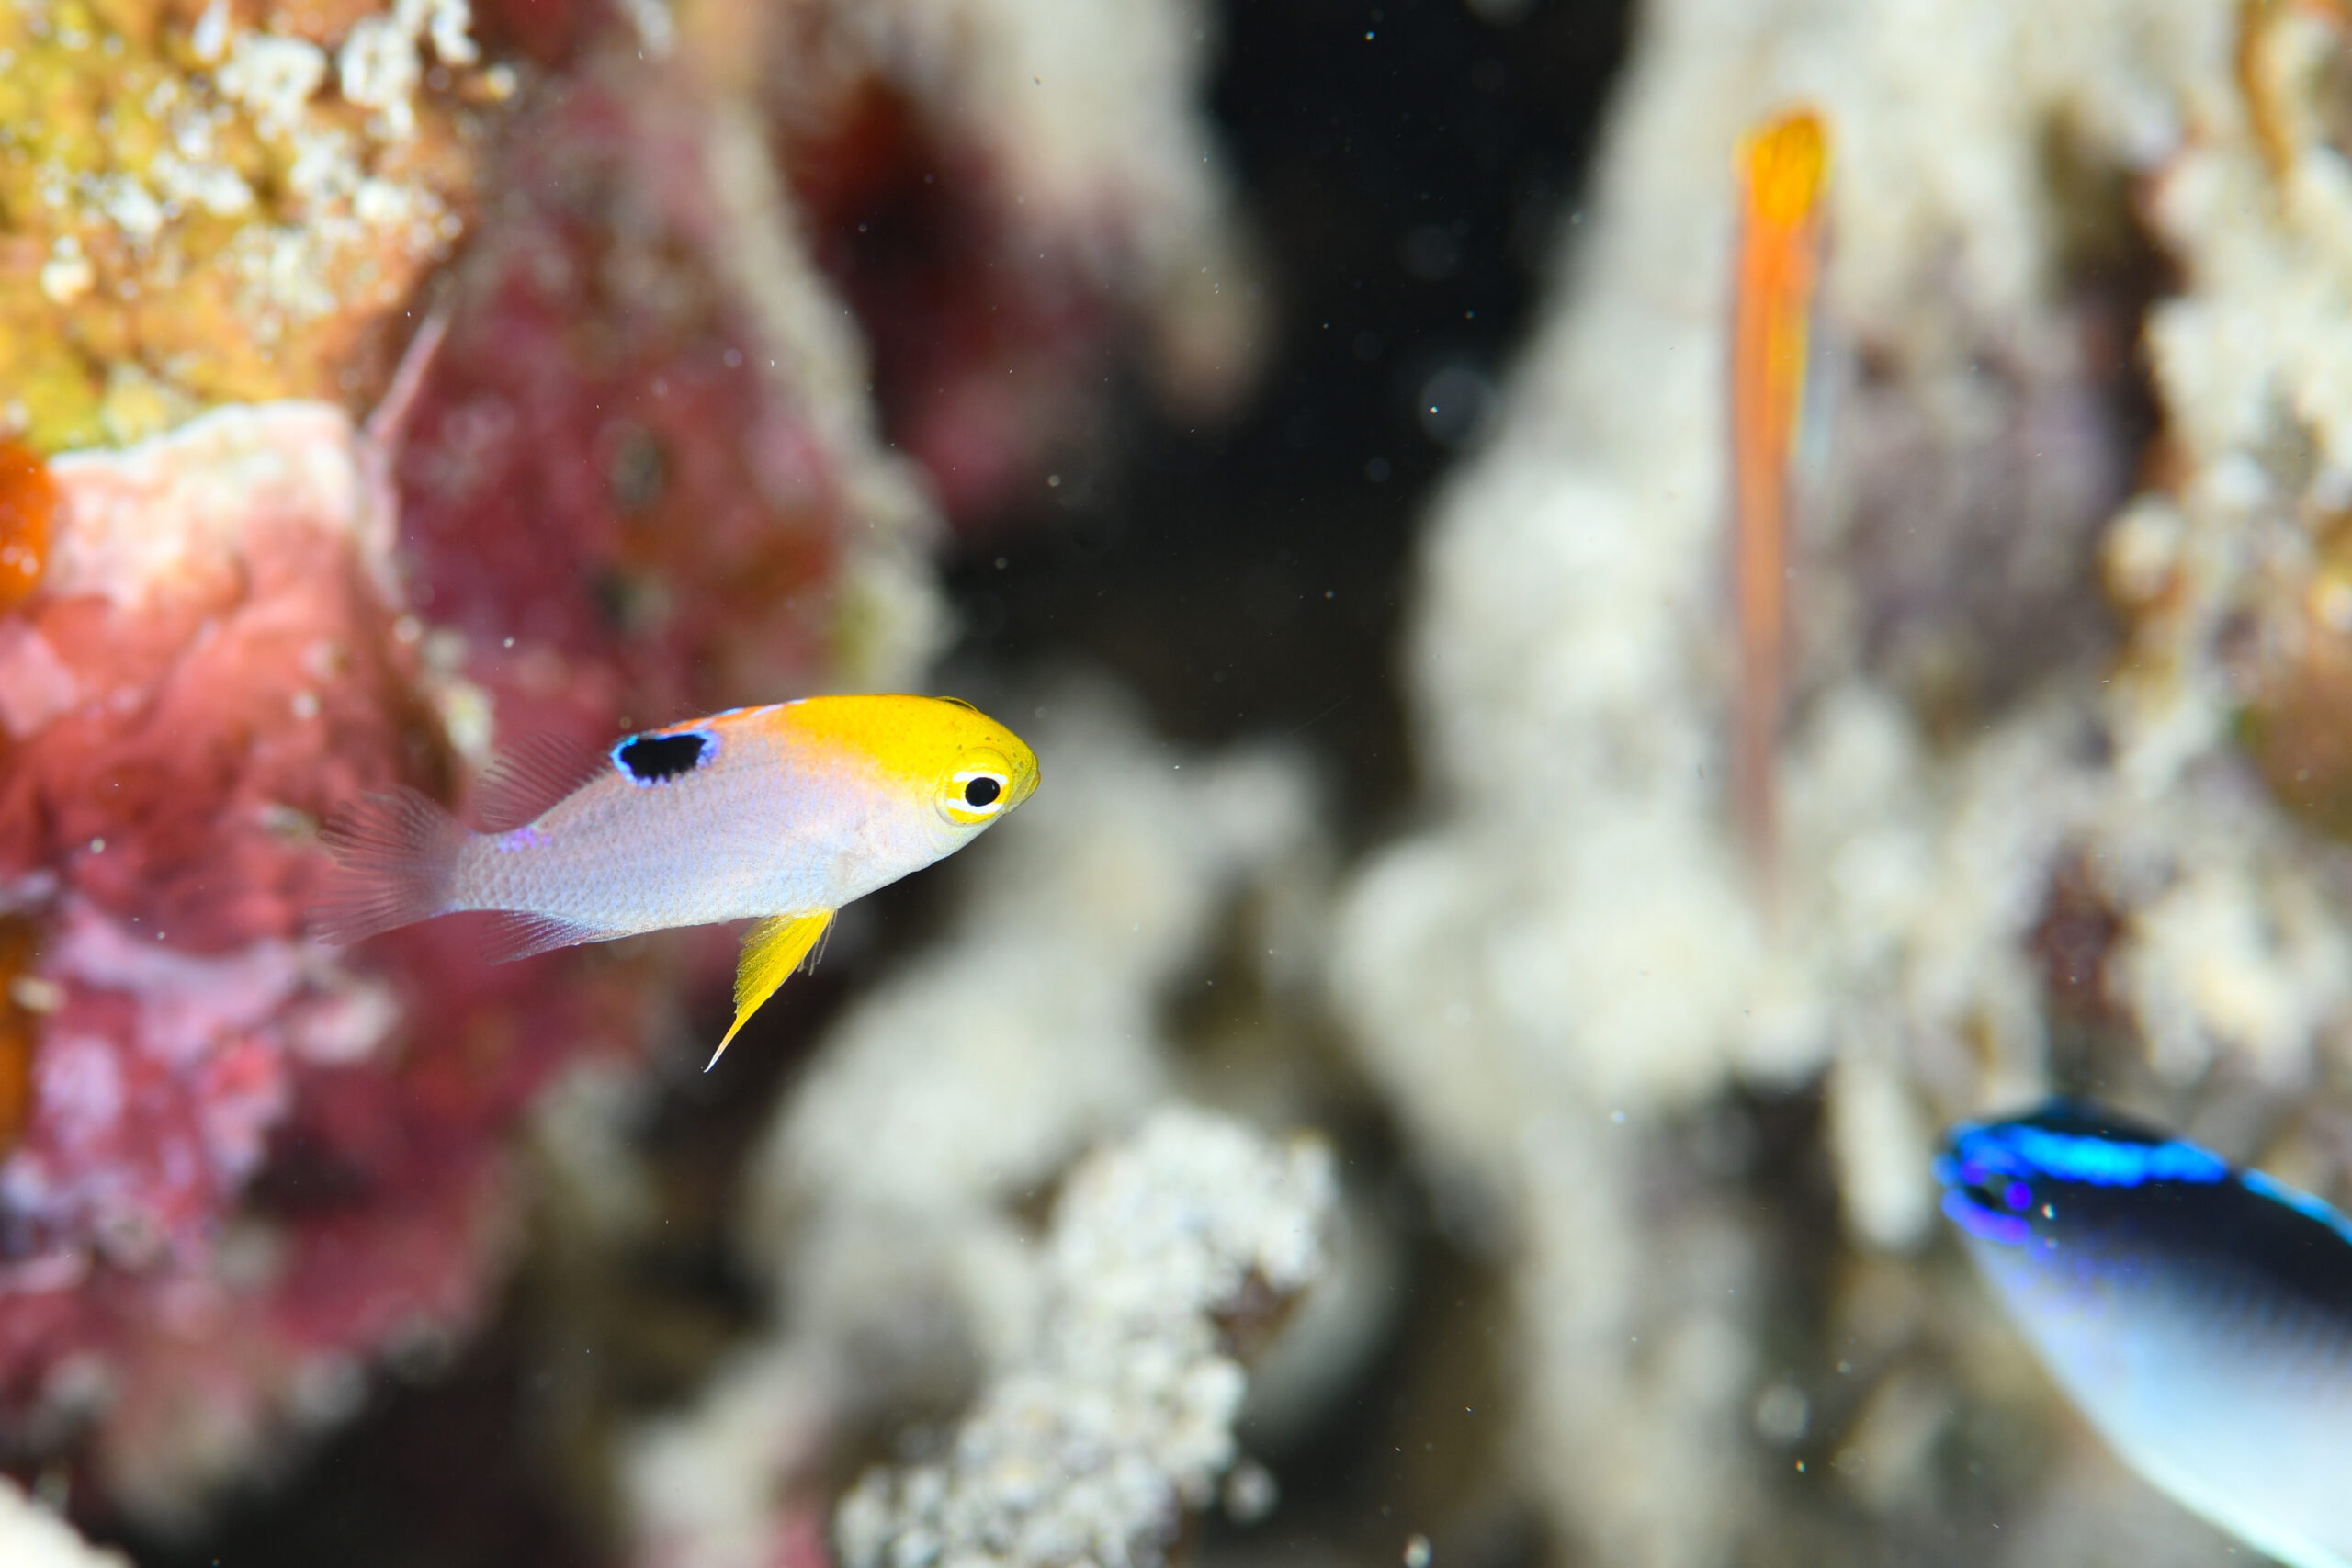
[708,910,833,1071]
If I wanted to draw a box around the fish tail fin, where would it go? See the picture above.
[707,909,832,1071]
[312,787,469,945]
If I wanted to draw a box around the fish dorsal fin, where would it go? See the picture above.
[708,910,832,1070]
[469,732,611,832]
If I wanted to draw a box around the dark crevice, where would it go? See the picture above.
[941,0,1630,850]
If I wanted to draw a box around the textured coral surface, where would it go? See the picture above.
[29,0,2352,1565]
[0,0,492,450]
[1325,0,2352,1563]
[833,1110,1337,1568]
[0,400,650,1519]
[0,0,1251,1541]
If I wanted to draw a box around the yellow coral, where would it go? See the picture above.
[0,0,495,452]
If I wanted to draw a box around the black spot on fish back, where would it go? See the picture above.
[614,730,711,784]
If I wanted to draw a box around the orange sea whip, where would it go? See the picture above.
[1728,108,1829,897]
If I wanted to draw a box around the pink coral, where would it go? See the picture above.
[396,62,862,725]
[0,399,656,1517]
[0,44,910,1523]
[0,0,1252,1527]
[778,77,1122,524]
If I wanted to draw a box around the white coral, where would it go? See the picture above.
[215,35,328,138]
[337,16,422,139]
[0,1479,129,1568]
[832,1109,1337,1568]
[1326,0,2352,1560]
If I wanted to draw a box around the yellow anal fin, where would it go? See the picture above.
[708,909,832,1070]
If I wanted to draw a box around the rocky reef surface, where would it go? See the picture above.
[1330,0,2352,1563]
[0,0,1251,1534]
[12,0,2352,1565]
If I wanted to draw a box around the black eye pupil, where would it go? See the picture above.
[963,776,1002,807]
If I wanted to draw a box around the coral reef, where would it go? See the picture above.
[0,0,499,450]
[0,1476,128,1567]
[1327,0,2352,1562]
[390,50,945,733]
[623,694,1328,1568]
[833,1109,1336,1568]
[54,0,2352,1561]
[0,0,1259,1529]
[754,0,1261,520]
[0,394,653,1521]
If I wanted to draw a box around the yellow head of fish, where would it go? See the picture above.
[698,694,1041,1067]
[772,692,1042,835]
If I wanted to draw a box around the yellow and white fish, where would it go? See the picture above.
[317,694,1040,1066]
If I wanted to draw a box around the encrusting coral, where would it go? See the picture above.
[0,0,1262,1527]
[833,1109,1337,1568]
[0,392,660,1521]
[1329,0,2352,1562]
[0,0,498,451]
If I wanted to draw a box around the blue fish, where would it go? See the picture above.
[1936,1100,2352,1568]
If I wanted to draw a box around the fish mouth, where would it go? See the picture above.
[1008,754,1041,807]
[1934,1127,2042,1247]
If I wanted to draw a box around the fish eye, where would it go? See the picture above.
[945,767,1011,821]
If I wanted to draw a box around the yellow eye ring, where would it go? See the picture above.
[944,768,1011,822]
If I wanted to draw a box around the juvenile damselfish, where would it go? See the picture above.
[1937,1100,2352,1568]
[318,695,1040,1066]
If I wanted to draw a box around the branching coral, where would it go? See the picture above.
[1328,0,2352,1562]
[833,1108,1337,1568]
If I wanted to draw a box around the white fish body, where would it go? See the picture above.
[319,694,1041,1060]
[448,722,952,936]
[1939,1103,2352,1568]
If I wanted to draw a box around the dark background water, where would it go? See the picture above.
[124,1,1628,1562]
[945,0,1628,847]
